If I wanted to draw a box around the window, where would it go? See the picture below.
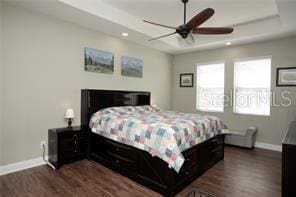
[234,57,271,116]
[196,62,225,112]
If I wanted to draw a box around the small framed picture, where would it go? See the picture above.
[276,67,296,86]
[180,73,194,87]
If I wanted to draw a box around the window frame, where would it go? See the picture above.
[196,61,225,113]
[233,56,272,116]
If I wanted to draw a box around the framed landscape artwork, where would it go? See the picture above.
[180,73,194,87]
[121,56,143,78]
[84,47,114,74]
[276,67,296,86]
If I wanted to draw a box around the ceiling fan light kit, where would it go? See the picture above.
[143,0,234,42]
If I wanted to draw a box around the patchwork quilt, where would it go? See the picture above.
[89,105,227,172]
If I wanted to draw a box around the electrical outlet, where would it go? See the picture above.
[40,141,46,149]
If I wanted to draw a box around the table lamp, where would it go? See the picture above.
[65,108,75,128]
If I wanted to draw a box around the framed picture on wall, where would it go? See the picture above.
[276,67,296,86]
[84,47,114,74]
[121,56,143,78]
[180,73,194,87]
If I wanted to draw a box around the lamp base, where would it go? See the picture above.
[68,118,72,128]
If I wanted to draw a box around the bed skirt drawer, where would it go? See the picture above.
[208,135,224,150]
[90,133,137,167]
[175,164,197,186]
[106,151,136,171]
[181,149,197,170]
[89,132,225,197]
[103,139,137,161]
[209,147,223,163]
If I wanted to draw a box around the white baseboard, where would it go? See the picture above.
[254,142,282,152]
[0,157,46,176]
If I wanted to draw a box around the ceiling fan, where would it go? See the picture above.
[143,0,234,42]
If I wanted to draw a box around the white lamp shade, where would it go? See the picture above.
[65,108,75,119]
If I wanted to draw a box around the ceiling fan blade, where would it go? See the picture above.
[148,32,177,41]
[186,8,215,30]
[143,20,178,30]
[192,27,234,34]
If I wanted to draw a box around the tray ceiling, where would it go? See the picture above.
[6,0,296,54]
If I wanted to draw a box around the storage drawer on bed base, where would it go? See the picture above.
[103,139,136,161]
[182,148,197,169]
[196,135,224,174]
[175,164,197,186]
[89,132,225,197]
[90,133,137,172]
[106,151,136,171]
[90,134,136,160]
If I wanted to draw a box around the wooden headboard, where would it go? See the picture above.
[81,89,151,126]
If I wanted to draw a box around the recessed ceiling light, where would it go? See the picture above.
[122,33,128,37]
[226,42,232,46]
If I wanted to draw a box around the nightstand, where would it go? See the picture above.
[48,126,88,169]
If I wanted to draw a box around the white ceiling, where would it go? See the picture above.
[6,0,296,54]
[104,0,279,27]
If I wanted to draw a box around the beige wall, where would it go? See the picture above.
[1,4,173,165]
[173,37,296,146]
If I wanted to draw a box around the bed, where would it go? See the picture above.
[81,89,226,197]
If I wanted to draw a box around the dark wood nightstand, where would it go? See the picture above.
[48,126,88,169]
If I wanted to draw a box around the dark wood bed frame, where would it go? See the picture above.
[81,89,224,197]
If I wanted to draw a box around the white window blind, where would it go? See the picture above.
[196,63,225,112]
[234,57,271,116]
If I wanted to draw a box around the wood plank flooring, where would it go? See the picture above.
[0,146,281,197]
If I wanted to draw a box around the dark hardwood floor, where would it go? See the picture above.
[0,146,281,197]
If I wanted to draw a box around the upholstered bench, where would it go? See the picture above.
[224,127,257,148]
